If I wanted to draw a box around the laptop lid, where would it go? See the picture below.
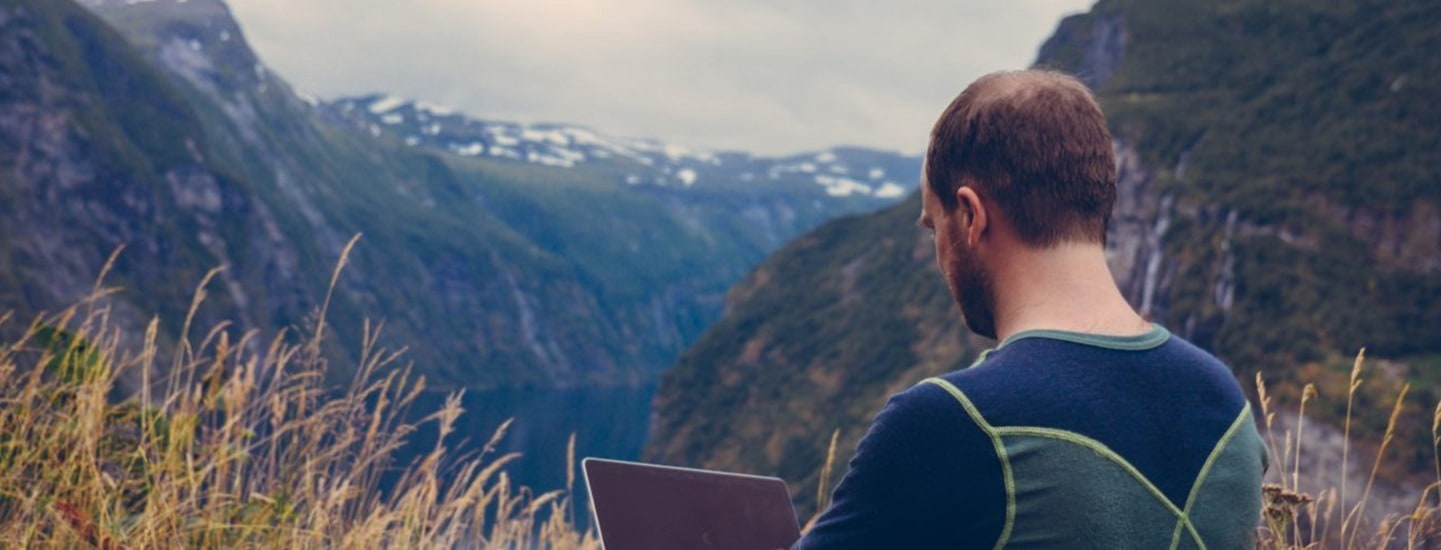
[583,458,801,550]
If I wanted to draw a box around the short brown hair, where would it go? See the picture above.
[925,70,1116,246]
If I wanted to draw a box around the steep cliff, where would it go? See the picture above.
[646,0,1441,516]
[0,0,251,365]
[0,0,917,391]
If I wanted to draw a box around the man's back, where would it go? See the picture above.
[795,69,1266,548]
[797,326,1266,549]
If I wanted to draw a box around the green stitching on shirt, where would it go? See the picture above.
[923,378,1015,550]
[1168,404,1253,550]
[999,324,1171,351]
[969,348,996,368]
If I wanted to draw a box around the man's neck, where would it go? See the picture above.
[988,241,1151,342]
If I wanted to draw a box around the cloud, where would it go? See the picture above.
[227,0,1094,155]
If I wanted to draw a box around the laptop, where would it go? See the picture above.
[582,458,802,550]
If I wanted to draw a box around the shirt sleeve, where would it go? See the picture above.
[792,381,1006,549]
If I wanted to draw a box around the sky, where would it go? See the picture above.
[227,0,1095,156]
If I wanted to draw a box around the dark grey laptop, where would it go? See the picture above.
[582,458,802,550]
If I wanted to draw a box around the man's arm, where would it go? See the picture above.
[793,382,1006,549]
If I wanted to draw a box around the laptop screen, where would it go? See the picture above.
[583,458,801,550]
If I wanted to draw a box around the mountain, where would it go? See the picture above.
[326,94,915,200]
[0,0,918,392]
[645,0,1441,517]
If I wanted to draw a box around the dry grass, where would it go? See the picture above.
[0,245,598,548]
[1251,350,1439,548]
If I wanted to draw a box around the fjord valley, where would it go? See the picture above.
[647,0,1441,530]
[25,0,919,388]
[0,0,916,498]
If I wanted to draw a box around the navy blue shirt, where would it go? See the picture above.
[795,326,1263,549]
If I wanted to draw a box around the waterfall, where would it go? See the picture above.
[1139,195,1173,316]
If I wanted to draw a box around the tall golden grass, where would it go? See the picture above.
[0,244,598,548]
[1253,350,1441,548]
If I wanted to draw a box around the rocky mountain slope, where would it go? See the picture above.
[0,0,917,391]
[646,0,1441,516]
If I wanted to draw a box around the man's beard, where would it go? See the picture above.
[946,244,998,340]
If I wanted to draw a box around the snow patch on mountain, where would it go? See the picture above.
[677,169,698,186]
[326,94,920,200]
[815,175,872,197]
[874,183,906,199]
[367,95,407,114]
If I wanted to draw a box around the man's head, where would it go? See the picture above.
[918,70,1117,339]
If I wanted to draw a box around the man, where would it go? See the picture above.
[794,70,1266,548]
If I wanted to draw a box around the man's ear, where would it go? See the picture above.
[955,186,987,247]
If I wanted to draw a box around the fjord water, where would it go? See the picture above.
[401,384,657,516]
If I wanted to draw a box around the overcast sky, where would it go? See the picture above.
[227,0,1094,156]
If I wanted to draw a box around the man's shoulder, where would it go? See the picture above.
[798,373,1009,548]
[859,378,1002,456]
[879,379,977,429]
[834,379,1002,497]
